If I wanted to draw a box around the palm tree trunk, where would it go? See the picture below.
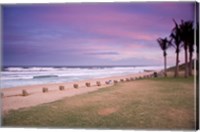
[189,51,193,76]
[197,52,199,72]
[184,45,189,78]
[164,54,167,77]
[175,51,179,77]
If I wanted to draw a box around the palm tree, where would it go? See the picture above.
[196,22,199,72]
[188,26,194,76]
[157,37,170,77]
[170,19,183,77]
[179,20,194,78]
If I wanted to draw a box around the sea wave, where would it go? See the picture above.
[1,66,163,88]
[4,67,60,72]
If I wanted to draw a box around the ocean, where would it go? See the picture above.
[1,66,163,88]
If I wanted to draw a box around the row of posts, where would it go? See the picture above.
[1,72,159,97]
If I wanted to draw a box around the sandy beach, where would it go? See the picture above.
[1,71,156,113]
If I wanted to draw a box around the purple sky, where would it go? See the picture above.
[3,2,195,66]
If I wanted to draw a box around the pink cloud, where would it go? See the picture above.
[34,5,170,37]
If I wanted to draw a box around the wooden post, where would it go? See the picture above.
[114,80,118,84]
[1,92,4,98]
[22,89,29,96]
[73,84,79,89]
[59,86,65,91]
[42,87,48,93]
[153,72,158,77]
[96,81,101,86]
[130,77,134,81]
[120,79,124,82]
[105,81,109,85]
[85,82,91,87]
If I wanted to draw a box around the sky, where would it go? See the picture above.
[2,2,195,66]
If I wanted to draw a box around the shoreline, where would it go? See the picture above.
[1,71,153,90]
[1,71,157,113]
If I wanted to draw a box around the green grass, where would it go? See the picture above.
[2,76,195,130]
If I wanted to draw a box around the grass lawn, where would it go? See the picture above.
[2,75,196,130]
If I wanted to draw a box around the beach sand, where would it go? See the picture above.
[1,71,156,113]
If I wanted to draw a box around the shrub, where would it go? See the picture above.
[120,79,124,82]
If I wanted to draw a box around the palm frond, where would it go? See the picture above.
[157,37,170,51]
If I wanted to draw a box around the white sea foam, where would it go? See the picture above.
[1,66,162,88]
[5,67,59,72]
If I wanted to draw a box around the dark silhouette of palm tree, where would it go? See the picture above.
[179,20,194,78]
[170,19,183,77]
[157,37,170,77]
[196,22,199,71]
[188,26,194,76]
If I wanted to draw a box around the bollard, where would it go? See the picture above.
[42,87,48,93]
[153,72,158,77]
[96,81,101,86]
[130,77,134,81]
[105,81,109,85]
[85,82,91,87]
[113,80,118,84]
[120,79,124,82]
[73,84,79,89]
[1,92,4,98]
[59,86,65,91]
[22,89,29,96]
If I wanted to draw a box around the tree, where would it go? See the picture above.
[170,19,183,77]
[157,37,170,77]
[188,26,194,76]
[196,22,199,71]
[179,20,194,78]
